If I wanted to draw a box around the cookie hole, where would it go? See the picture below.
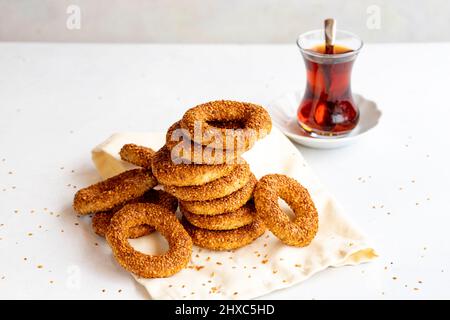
[207,120,246,129]
[278,198,295,221]
[128,231,169,255]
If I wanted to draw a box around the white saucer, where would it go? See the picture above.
[268,91,382,149]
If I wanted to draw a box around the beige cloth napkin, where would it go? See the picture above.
[92,127,377,299]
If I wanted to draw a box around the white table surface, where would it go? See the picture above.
[0,42,449,300]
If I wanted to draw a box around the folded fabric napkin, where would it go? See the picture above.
[92,127,377,299]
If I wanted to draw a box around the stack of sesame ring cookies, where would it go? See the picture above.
[72,100,321,280]
[150,100,274,250]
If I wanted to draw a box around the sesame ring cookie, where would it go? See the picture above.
[164,161,251,201]
[180,100,272,149]
[254,174,318,247]
[92,189,178,238]
[180,174,256,215]
[181,201,255,230]
[166,121,246,165]
[73,169,157,215]
[119,144,155,168]
[181,216,266,251]
[106,203,192,278]
[151,146,236,187]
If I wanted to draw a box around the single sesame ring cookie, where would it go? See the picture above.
[181,216,265,251]
[166,121,246,165]
[151,146,236,187]
[73,169,157,215]
[180,174,256,215]
[180,100,272,149]
[181,201,255,230]
[164,161,251,201]
[92,189,178,238]
[119,144,155,168]
[106,203,192,278]
[254,174,319,247]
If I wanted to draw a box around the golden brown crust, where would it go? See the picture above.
[254,174,318,247]
[73,169,158,215]
[180,174,256,215]
[93,212,155,239]
[92,190,178,238]
[106,203,192,278]
[180,100,272,149]
[151,145,236,187]
[119,144,155,168]
[166,121,246,165]
[164,161,251,201]
[182,216,265,251]
[181,201,255,230]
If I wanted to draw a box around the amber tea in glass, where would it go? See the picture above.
[297,30,363,137]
